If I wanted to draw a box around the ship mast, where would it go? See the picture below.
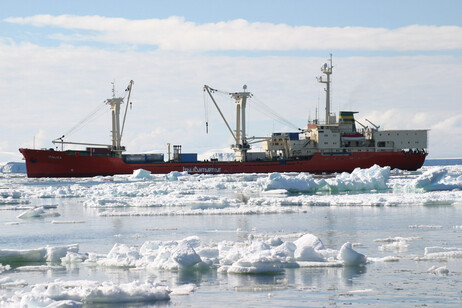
[106,80,133,156]
[203,85,251,162]
[52,80,134,153]
[231,85,251,162]
[317,54,333,125]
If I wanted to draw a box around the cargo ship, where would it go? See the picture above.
[19,56,428,177]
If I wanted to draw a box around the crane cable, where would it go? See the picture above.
[249,95,301,131]
[203,90,209,134]
[203,87,301,132]
[60,91,128,140]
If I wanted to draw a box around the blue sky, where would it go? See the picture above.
[3,0,461,27]
[1,0,462,161]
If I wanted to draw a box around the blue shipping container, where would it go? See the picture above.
[179,153,197,163]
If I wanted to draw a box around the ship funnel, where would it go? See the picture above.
[339,111,358,132]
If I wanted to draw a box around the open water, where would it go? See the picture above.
[1,159,462,307]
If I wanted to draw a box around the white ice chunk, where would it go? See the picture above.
[294,234,325,251]
[46,245,79,263]
[0,276,27,288]
[378,241,409,251]
[16,279,170,305]
[132,169,152,179]
[259,165,390,194]
[259,172,319,192]
[171,241,202,269]
[427,265,449,275]
[400,167,462,192]
[0,162,26,173]
[170,283,196,295]
[424,246,462,259]
[165,171,188,181]
[337,242,367,266]
[97,243,140,268]
[17,206,61,219]
[0,245,77,265]
[0,263,11,273]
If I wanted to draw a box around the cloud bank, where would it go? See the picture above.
[1,14,462,160]
[5,15,462,51]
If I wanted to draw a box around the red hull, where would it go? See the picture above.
[19,148,427,178]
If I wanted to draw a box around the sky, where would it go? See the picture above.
[1,0,462,162]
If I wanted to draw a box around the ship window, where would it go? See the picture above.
[319,130,324,133]
[324,142,328,144]
[377,141,386,147]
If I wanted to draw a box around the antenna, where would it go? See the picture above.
[111,81,116,98]
[317,54,333,125]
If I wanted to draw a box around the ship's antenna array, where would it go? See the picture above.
[317,53,333,125]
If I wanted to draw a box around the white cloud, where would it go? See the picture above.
[5,15,462,51]
[1,15,462,161]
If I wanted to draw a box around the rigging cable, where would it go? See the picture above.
[60,89,128,139]
[203,90,209,134]
[250,95,301,131]
[204,86,301,133]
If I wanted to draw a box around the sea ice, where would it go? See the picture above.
[293,234,326,261]
[258,165,391,193]
[427,265,449,275]
[16,206,61,219]
[0,162,26,173]
[423,246,462,259]
[97,243,140,268]
[0,276,27,288]
[0,263,11,273]
[399,166,462,192]
[12,279,170,306]
[132,168,152,179]
[337,242,367,266]
[0,245,78,266]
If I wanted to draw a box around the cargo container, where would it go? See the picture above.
[145,153,164,162]
[273,132,300,140]
[87,147,112,156]
[179,153,197,163]
[123,153,164,164]
[246,152,266,161]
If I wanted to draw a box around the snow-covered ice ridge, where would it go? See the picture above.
[0,162,26,174]
[4,165,462,216]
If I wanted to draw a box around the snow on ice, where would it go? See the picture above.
[3,165,462,215]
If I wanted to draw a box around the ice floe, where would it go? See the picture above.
[8,279,170,306]
[89,233,368,274]
[0,245,78,265]
[132,168,152,179]
[397,166,462,192]
[258,165,391,193]
[2,165,462,218]
[16,206,60,219]
[427,265,449,275]
[0,162,26,174]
